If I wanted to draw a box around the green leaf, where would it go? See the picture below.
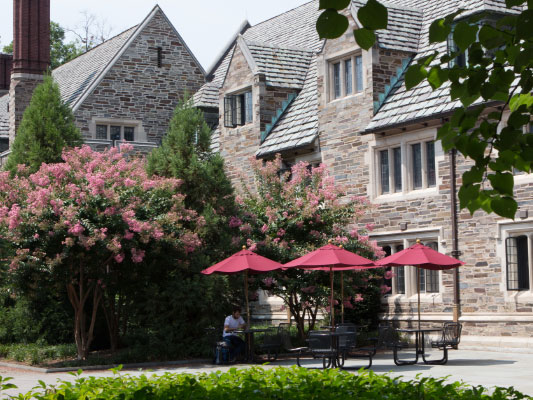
[316,9,350,39]
[510,93,533,112]
[427,67,449,89]
[405,64,427,90]
[429,18,451,43]
[358,0,388,30]
[516,10,533,40]
[478,25,504,50]
[491,196,518,219]
[353,28,376,50]
[488,173,514,196]
[508,110,530,129]
[453,21,478,52]
[319,0,351,10]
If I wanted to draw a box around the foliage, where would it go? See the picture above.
[5,76,82,175]
[4,367,530,399]
[1,22,83,69]
[318,0,533,219]
[236,156,386,339]
[0,145,202,360]
[0,342,75,366]
[403,2,533,219]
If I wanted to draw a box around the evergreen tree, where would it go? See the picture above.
[6,75,82,174]
[147,97,236,221]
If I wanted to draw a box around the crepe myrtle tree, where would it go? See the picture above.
[233,155,386,339]
[0,145,202,359]
[318,0,533,219]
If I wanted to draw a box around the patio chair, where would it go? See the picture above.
[295,330,338,369]
[257,327,281,361]
[277,322,294,351]
[430,322,462,364]
[335,323,374,370]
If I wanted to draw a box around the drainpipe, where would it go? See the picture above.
[450,148,461,322]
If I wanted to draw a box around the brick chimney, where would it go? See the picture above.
[0,54,13,96]
[9,0,50,145]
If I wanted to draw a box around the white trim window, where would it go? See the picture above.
[378,238,441,296]
[95,124,136,142]
[329,53,363,100]
[505,234,531,291]
[375,138,437,196]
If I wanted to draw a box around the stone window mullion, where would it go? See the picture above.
[402,142,408,193]
[340,61,346,97]
[421,141,428,188]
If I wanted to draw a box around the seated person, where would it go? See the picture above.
[223,306,246,361]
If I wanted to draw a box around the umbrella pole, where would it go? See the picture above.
[330,266,335,328]
[417,267,421,331]
[341,271,344,323]
[244,270,250,327]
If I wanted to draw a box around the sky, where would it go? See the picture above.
[0,0,311,71]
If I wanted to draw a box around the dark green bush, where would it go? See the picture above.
[5,367,530,399]
[0,342,75,365]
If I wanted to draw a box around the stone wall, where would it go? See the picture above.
[8,74,43,144]
[73,10,205,144]
[372,48,412,103]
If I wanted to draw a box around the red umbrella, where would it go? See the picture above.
[283,242,378,326]
[377,240,464,329]
[202,246,283,326]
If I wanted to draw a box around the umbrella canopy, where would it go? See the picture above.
[376,242,464,270]
[377,241,464,329]
[283,243,378,326]
[202,247,283,326]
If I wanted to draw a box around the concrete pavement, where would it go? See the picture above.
[1,348,532,397]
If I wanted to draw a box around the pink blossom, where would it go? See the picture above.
[277,228,285,237]
[124,230,134,240]
[228,216,242,228]
[68,222,85,236]
[354,293,364,302]
[261,224,268,233]
[380,284,391,295]
[131,248,145,263]
[384,270,395,280]
[263,277,275,288]
[301,286,316,294]
[114,253,125,263]
[124,178,136,187]
[365,223,375,232]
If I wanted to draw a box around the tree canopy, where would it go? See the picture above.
[5,75,82,175]
[317,0,533,219]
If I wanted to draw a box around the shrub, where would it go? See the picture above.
[0,342,75,365]
[4,367,530,399]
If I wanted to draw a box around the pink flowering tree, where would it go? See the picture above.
[0,145,201,359]
[235,155,387,339]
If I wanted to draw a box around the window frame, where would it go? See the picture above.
[328,52,364,101]
[94,123,136,142]
[223,88,253,128]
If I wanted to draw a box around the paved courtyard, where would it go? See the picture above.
[1,348,532,397]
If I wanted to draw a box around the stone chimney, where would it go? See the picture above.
[9,0,50,145]
[0,54,13,96]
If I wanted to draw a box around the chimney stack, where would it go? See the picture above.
[9,0,50,145]
[0,54,13,96]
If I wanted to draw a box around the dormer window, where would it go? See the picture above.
[447,33,468,68]
[224,89,253,127]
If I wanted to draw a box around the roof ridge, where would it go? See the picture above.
[245,39,316,53]
[52,25,138,73]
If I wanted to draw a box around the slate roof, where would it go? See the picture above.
[52,26,137,108]
[246,41,314,89]
[0,94,8,137]
[366,0,520,132]
[193,46,234,108]
[256,57,318,157]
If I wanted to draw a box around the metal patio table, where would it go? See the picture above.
[235,328,270,362]
[394,327,444,366]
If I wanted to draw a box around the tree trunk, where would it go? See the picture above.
[66,264,102,360]
[102,292,120,353]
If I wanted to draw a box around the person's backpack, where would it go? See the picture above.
[214,341,231,365]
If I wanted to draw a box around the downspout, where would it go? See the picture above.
[450,147,461,322]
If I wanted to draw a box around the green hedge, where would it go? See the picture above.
[0,342,75,366]
[3,367,530,399]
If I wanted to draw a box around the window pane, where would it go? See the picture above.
[333,63,341,99]
[515,236,530,290]
[380,149,390,194]
[426,141,436,187]
[393,147,402,192]
[124,127,134,142]
[96,125,107,140]
[355,55,363,92]
[110,126,121,141]
[395,266,405,294]
[412,143,422,189]
[235,94,244,125]
[345,59,352,95]
[245,91,253,123]
[224,97,233,127]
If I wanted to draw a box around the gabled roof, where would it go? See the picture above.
[52,26,137,109]
[53,5,204,112]
[366,0,519,132]
[243,40,314,89]
[194,0,323,109]
[256,56,318,157]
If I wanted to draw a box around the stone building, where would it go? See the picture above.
[194,0,533,350]
[0,0,205,157]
